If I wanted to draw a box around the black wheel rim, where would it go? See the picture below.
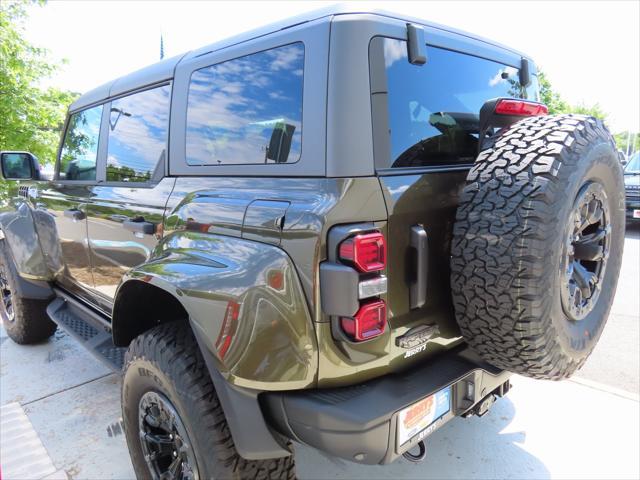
[561,182,611,321]
[139,391,199,480]
[0,262,14,323]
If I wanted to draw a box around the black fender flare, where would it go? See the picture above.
[191,324,293,460]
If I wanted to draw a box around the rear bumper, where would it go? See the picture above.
[262,346,511,465]
[626,195,640,220]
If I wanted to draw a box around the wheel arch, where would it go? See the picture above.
[112,231,318,391]
[112,237,302,460]
[112,279,189,347]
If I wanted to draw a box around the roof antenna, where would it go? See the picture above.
[160,33,165,60]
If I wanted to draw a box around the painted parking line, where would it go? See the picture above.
[0,403,66,480]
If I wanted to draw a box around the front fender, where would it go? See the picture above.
[118,231,318,390]
[0,200,51,281]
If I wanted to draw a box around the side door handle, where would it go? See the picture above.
[63,208,85,221]
[409,225,428,309]
[123,217,156,235]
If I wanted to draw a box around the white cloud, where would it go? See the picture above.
[383,38,406,68]
[489,66,518,87]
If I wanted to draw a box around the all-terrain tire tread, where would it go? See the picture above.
[450,114,619,380]
[123,322,295,480]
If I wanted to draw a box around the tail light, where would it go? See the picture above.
[340,299,387,341]
[321,226,388,343]
[495,99,548,116]
[339,232,386,273]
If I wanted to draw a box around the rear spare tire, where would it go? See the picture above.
[451,114,624,380]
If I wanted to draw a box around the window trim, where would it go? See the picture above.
[100,81,172,188]
[169,18,329,177]
[184,42,305,168]
[55,103,107,185]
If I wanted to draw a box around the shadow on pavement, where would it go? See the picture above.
[296,396,551,479]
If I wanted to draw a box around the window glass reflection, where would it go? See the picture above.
[378,38,540,168]
[106,85,170,183]
[59,105,103,180]
[186,43,304,166]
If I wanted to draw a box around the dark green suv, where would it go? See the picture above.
[0,6,625,479]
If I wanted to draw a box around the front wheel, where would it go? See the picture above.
[122,322,295,480]
[0,238,56,344]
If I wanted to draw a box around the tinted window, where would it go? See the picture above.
[374,38,540,168]
[59,105,103,180]
[186,43,304,166]
[106,85,171,182]
[626,153,640,173]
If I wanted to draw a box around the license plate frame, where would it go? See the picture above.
[396,385,452,448]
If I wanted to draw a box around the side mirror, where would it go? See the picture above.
[0,151,41,180]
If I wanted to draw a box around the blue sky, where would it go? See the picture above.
[24,1,639,132]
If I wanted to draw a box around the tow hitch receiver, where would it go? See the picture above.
[402,441,427,463]
[463,380,511,418]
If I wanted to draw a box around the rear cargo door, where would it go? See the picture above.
[369,36,539,337]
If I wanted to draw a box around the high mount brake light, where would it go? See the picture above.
[340,299,387,341]
[495,99,548,116]
[339,232,386,273]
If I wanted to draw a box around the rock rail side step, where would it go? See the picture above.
[46,289,125,371]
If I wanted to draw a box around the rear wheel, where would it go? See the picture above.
[0,239,56,344]
[451,114,625,380]
[122,322,295,480]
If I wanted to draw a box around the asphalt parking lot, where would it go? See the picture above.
[1,224,638,480]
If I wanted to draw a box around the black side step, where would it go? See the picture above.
[46,293,126,371]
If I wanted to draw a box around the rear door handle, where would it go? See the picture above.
[123,217,156,235]
[409,225,428,309]
[63,208,85,221]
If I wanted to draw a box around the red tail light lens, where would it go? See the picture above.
[339,232,386,273]
[495,99,548,116]
[340,299,387,341]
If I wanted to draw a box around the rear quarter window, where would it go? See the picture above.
[185,43,304,166]
[371,37,539,169]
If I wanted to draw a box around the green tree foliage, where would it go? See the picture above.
[538,71,607,119]
[106,164,152,183]
[0,1,78,164]
[538,70,638,154]
[613,131,640,156]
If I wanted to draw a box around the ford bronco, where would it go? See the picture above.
[0,6,625,479]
